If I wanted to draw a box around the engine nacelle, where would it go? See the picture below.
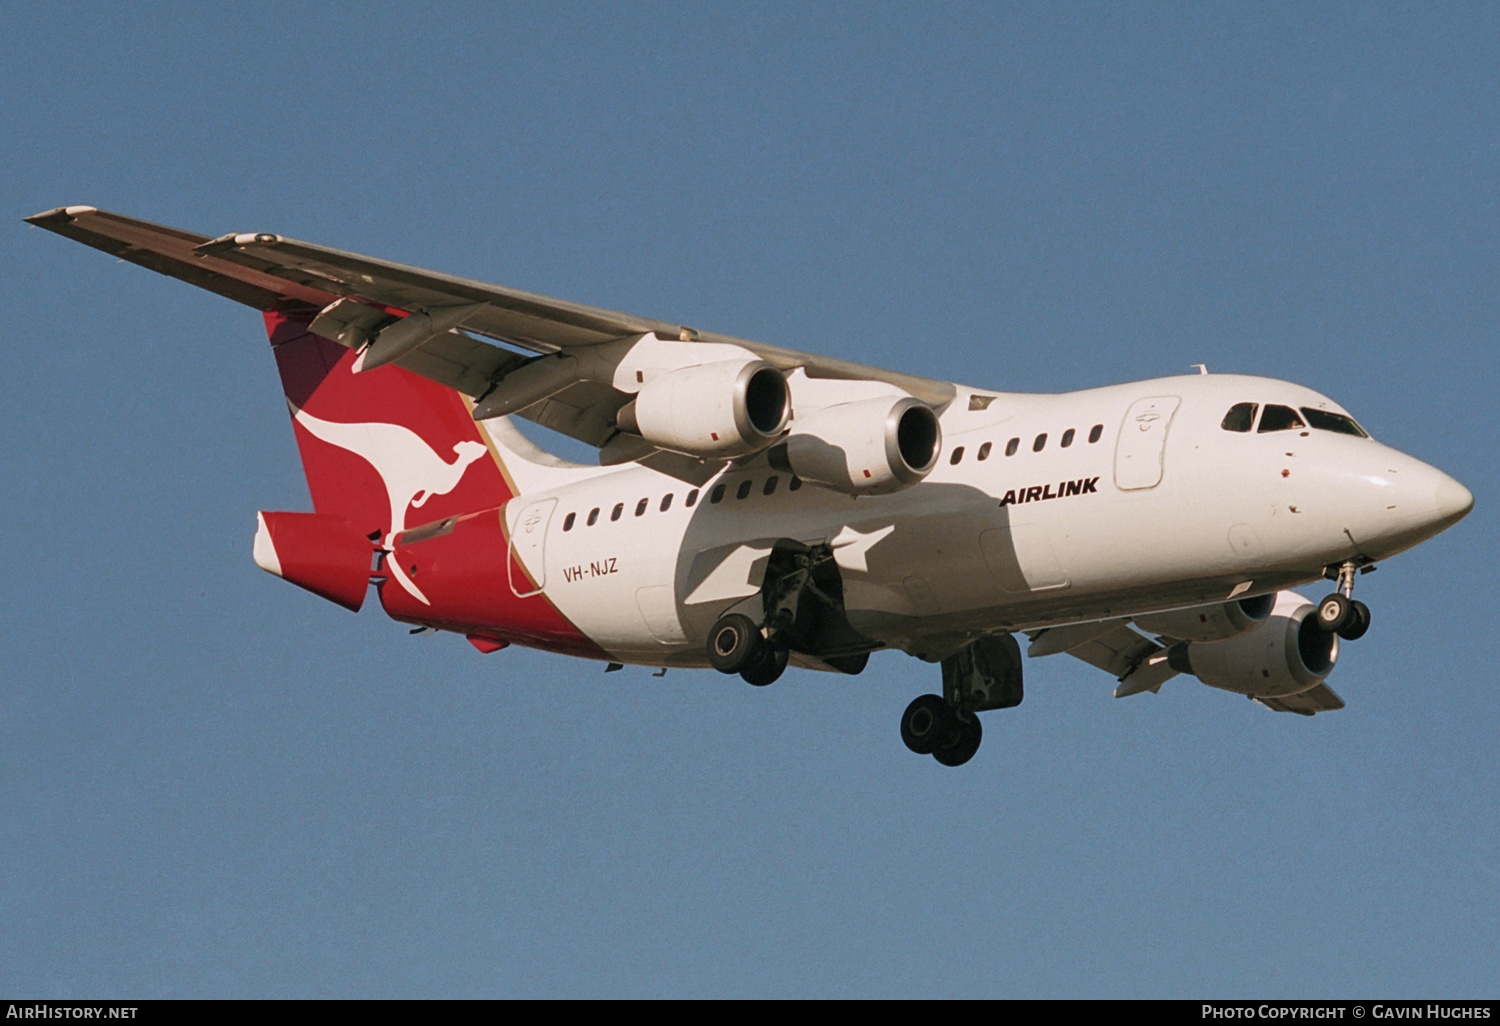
[768,396,941,495]
[617,359,790,458]
[1167,591,1338,698]
[1134,593,1275,644]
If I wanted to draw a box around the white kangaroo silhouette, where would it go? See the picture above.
[292,406,489,605]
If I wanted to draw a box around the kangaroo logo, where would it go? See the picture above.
[292,406,488,605]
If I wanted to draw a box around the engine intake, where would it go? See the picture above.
[769,396,941,495]
[1134,594,1274,644]
[1167,590,1338,698]
[617,359,789,458]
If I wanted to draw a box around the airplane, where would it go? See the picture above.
[26,205,1474,766]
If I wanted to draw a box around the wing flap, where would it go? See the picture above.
[1030,620,1183,697]
[1061,623,1166,680]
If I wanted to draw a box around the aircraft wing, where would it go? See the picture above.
[1253,684,1346,716]
[26,206,955,450]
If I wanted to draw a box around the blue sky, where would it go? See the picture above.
[2,2,1496,997]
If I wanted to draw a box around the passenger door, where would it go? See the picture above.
[507,498,556,597]
[1114,396,1181,490]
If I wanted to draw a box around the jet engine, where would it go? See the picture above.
[1133,594,1274,644]
[1166,591,1338,698]
[768,396,941,495]
[616,359,790,458]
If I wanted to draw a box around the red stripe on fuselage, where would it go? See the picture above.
[383,508,609,659]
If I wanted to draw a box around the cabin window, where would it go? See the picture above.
[610,503,623,522]
[1301,408,1368,438]
[1061,428,1075,448]
[635,498,648,517]
[710,483,726,504]
[660,494,673,512]
[586,508,599,527]
[789,477,802,491]
[686,488,699,507]
[950,446,965,465]
[764,476,779,495]
[1089,424,1103,443]
[1005,437,1020,456]
[737,480,752,500]
[1258,405,1305,432]
[977,442,992,461]
[563,513,576,531]
[1221,402,1258,432]
[1033,433,1047,452]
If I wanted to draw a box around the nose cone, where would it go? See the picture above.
[1341,447,1473,558]
[1432,473,1475,530]
[1378,462,1474,553]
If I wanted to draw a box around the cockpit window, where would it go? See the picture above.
[1257,405,1305,432]
[1301,408,1368,438]
[1221,402,1258,432]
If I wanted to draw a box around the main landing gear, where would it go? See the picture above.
[900,634,1024,767]
[1316,560,1373,641]
[705,540,878,688]
[900,695,983,766]
[707,612,789,686]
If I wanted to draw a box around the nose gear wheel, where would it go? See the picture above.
[1317,560,1374,640]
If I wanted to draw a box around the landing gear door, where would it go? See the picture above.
[943,634,1023,712]
[508,498,556,598]
[1115,396,1181,490]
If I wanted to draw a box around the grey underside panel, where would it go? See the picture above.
[1254,684,1346,716]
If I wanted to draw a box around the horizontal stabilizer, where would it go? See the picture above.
[254,511,373,612]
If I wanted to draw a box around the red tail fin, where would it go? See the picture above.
[265,311,516,543]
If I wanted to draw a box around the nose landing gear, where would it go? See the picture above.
[1317,561,1373,641]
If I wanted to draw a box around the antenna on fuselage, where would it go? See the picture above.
[1191,364,1209,375]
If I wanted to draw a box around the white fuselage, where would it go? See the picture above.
[500,373,1467,666]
